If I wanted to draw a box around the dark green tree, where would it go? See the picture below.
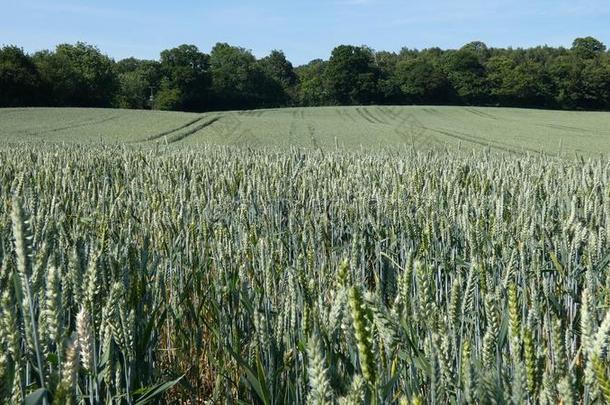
[487,55,553,107]
[33,42,119,107]
[208,43,266,109]
[324,45,380,105]
[116,58,161,109]
[375,51,403,104]
[572,37,606,59]
[443,48,489,104]
[461,41,491,62]
[295,59,329,106]
[154,79,183,110]
[578,58,610,109]
[159,45,210,111]
[0,46,43,107]
[1,38,609,111]
[258,50,297,105]
[395,58,450,104]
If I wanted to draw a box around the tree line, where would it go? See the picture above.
[1,37,610,111]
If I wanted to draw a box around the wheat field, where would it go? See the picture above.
[1,140,609,403]
[2,106,610,156]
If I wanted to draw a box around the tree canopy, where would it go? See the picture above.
[32,42,118,107]
[2,38,610,111]
[0,46,43,107]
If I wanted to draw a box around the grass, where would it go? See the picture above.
[1,105,610,156]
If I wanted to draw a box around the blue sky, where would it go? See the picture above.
[2,0,609,65]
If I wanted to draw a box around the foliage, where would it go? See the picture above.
[2,38,610,111]
[258,50,298,106]
[159,44,211,111]
[394,58,450,104]
[443,49,489,104]
[295,60,328,106]
[208,43,267,110]
[116,58,162,110]
[0,46,43,107]
[33,42,119,107]
[324,45,380,105]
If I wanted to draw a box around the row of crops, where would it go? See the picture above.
[4,107,610,155]
[1,144,610,403]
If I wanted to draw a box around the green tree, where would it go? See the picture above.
[295,59,328,106]
[159,45,210,111]
[375,51,403,104]
[154,79,183,110]
[258,50,297,105]
[580,57,610,109]
[0,46,43,107]
[324,45,380,105]
[209,43,267,110]
[395,58,449,104]
[460,41,491,62]
[33,42,119,107]
[549,54,610,110]
[487,56,553,107]
[443,48,489,104]
[116,58,161,109]
[572,37,606,59]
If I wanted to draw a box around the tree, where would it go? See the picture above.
[257,50,297,106]
[394,58,450,104]
[324,45,380,105]
[375,51,403,104]
[572,37,606,59]
[116,58,161,109]
[295,59,328,106]
[33,42,118,107]
[0,46,43,107]
[159,45,210,111]
[460,41,490,62]
[549,53,610,110]
[154,79,183,110]
[2,38,610,111]
[443,49,489,104]
[208,43,265,110]
[487,56,553,107]
[578,58,610,109]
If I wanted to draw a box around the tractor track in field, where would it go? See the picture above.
[0,108,33,115]
[378,107,400,122]
[392,111,440,148]
[166,117,222,144]
[364,107,388,124]
[539,123,610,135]
[141,115,208,142]
[355,107,384,124]
[339,108,358,123]
[465,107,498,120]
[217,115,244,144]
[424,127,552,155]
[28,115,121,136]
[354,107,375,124]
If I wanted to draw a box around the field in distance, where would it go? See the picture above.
[2,105,610,156]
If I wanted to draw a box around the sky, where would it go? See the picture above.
[1,0,609,65]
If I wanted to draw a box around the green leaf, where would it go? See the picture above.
[134,375,184,405]
[24,388,49,405]
[380,371,401,399]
